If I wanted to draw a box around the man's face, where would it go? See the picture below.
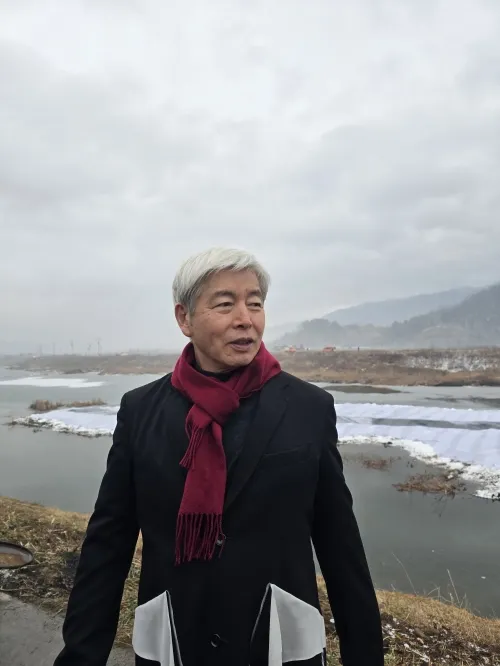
[175,269,266,373]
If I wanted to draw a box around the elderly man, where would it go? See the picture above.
[54,247,384,666]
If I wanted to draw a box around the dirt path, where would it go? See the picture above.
[0,592,134,666]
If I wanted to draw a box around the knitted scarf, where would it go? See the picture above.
[171,342,281,565]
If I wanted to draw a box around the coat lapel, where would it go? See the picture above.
[154,380,191,501]
[224,373,289,513]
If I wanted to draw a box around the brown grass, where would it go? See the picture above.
[7,348,500,386]
[344,454,398,470]
[29,399,106,412]
[276,348,500,386]
[394,472,467,497]
[317,579,500,665]
[1,496,499,664]
[0,496,140,644]
[362,456,397,470]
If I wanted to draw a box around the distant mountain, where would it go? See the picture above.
[273,319,385,349]
[273,283,500,349]
[388,283,500,348]
[324,287,478,326]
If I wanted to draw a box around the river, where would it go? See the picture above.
[0,367,499,617]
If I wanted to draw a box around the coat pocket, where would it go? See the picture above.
[132,590,184,665]
[258,443,311,470]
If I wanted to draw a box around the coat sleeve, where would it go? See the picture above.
[54,393,140,666]
[311,394,384,666]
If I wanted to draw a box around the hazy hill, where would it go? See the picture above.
[274,283,500,349]
[274,319,385,349]
[324,286,478,326]
[389,282,500,348]
[265,287,476,343]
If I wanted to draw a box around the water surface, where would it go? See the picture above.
[1,368,499,616]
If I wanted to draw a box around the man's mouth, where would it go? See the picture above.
[229,338,254,350]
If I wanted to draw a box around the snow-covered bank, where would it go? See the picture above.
[10,402,500,499]
[337,401,500,424]
[403,351,498,373]
[0,376,105,388]
[12,405,118,436]
[340,434,500,499]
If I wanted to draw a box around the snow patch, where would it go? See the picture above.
[12,406,117,436]
[339,434,500,500]
[403,352,497,373]
[337,402,500,424]
[10,401,500,500]
[337,422,500,469]
[0,376,105,388]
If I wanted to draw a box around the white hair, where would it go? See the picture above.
[172,247,270,314]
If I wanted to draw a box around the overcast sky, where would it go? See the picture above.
[1,0,500,353]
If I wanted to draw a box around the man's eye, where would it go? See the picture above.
[249,302,263,308]
[217,302,232,308]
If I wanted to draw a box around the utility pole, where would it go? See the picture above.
[70,340,74,355]
[96,338,102,356]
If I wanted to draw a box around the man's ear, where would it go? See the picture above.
[174,303,192,338]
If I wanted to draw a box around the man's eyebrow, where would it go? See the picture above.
[210,290,236,300]
[209,289,263,301]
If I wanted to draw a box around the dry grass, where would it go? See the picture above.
[0,496,140,644]
[317,579,500,665]
[7,353,180,376]
[361,456,397,471]
[276,348,500,386]
[1,496,499,664]
[394,472,467,497]
[344,454,398,470]
[7,348,500,386]
[29,399,106,412]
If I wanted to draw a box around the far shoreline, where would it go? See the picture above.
[4,347,500,387]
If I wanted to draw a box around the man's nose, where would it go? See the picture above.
[233,304,252,328]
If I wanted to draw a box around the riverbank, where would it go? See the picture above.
[5,348,500,386]
[278,348,500,386]
[1,496,499,664]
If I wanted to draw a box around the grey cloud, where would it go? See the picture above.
[1,0,500,351]
[0,49,209,214]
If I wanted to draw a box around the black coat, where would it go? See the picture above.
[54,371,384,666]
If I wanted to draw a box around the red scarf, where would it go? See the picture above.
[171,342,281,565]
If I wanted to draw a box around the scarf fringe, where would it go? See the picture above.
[179,425,205,469]
[175,513,222,565]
